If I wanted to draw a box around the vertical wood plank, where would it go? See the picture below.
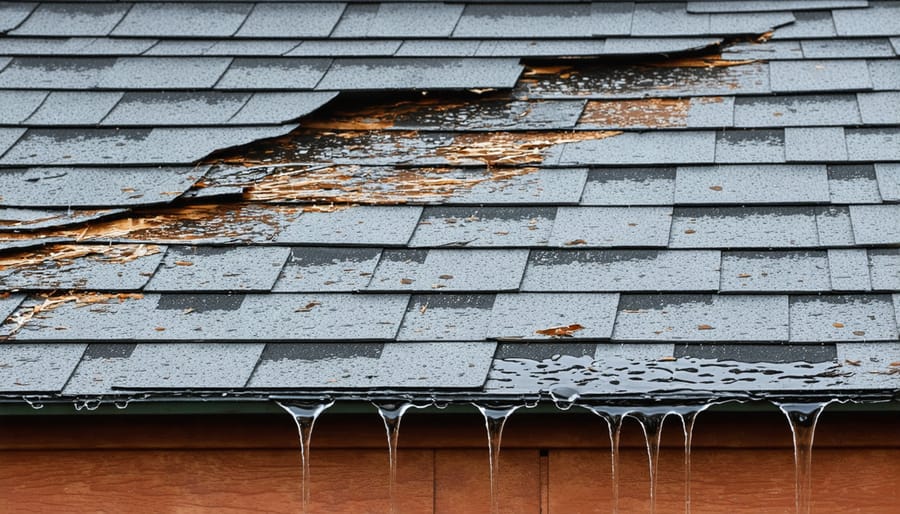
[434,449,541,514]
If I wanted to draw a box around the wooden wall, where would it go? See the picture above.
[0,409,898,513]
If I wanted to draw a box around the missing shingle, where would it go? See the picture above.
[83,343,137,360]
[156,293,245,312]
[260,342,383,361]
[674,343,837,363]
[495,342,597,360]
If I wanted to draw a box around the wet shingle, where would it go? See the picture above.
[670,207,820,248]
[833,2,900,36]
[112,3,253,38]
[857,92,900,124]
[25,91,122,125]
[581,168,676,206]
[0,344,86,393]
[448,168,588,205]
[102,92,250,126]
[733,95,861,127]
[674,343,837,364]
[720,251,830,293]
[770,11,836,40]
[827,164,882,203]
[395,40,481,57]
[0,206,127,231]
[869,60,900,90]
[216,58,330,90]
[0,3,35,33]
[11,3,129,37]
[75,38,161,56]
[487,293,619,340]
[0,57,115,89]
[612,294,790,342]
[801,38,896,58]
[790,295,898,342]
[549,207,673,248]
[0,90,46,123]
[274,206,421,246]
[235,2,345,38]
[366,3,463,37]
[317,58,523,90]
[875,163,900,202]
[714,130,785,164]
[410,207,555,247]
[770,60,872,93]
[368,249,528,292]
[687,1,867,13]
[229,91,338,125]
[869,250,900,291]
[722,41,803,61]
[785,127,848,162]
[845,128,900,161]
[602,37,721,55]
[555,132,716,165]
[98,57,232,89]
[146,246,291,292]
[522,250,721,292]
[828,249,872,291]
[709,12,796,34]
[817,206,856,246]
[286,40,401,57]
[273,247,380,293]
[674,165,829,204]
[475,40,608,58]
[397,294,494,341]
[0,293,24,321]
[453,3,632,38]
[632,3,709,36]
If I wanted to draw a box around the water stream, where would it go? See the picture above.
[677,403,716,514]
[580,404,634,514]
[774,400,834,514]
[474,403,523,514]
[374,401,430,514]
[276,399,335,514]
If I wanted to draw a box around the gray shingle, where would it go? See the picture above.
[12,293,408,342]
[770,60,872,93]
[0,90,46,124]
[549,207,673,248]
[97,57,232,90]
[0,206,127,231]
[827,164,882,203]
[395,40,481,57]
[397,99,585,131]
[112,3,253,38]
[846,128,900,161]
[475,40,608,58]
[857,92,900,124]
[581,168,675,206]
[487,293,619,340]
[801,38,896,58]
[720,251,830,293]
[790,295,898,342]
[869,249,900,291]
[554,132,716,165]
[236,2,345,38]
[674,343,838,364]
[674,165,829,205]
[0,2,35,33]
[215,58,330,90]
[828,249,872,291]
[330,3,378,37]
[11,3,129,37]
[448,168,588,205]
[687,96,735,127]
[869,59,900,90]
[203,40,301,57]
[274,206,421,246]
[817,206,856,246]
[366,3,463,37]
[612,294,790,342]
[632,3,708,37]
[0,38,89,56]
[453,3,632,38]
[875,163,900,202]
[833,2,900,36]
[722,41,803,61]
[714,130,785,164]
[521,250,721,292]
[25,91,122,126]
[0,293,24,321]
[397,294,494,341]
[286,40,401,57]
[770,11,836,40]
[143,40,219,56]
[602,37,721,55]
[228,91,338,125]
[708,12,795,34]
[0,344,85,393]
[850,205,900,244]
[75,38,160,56]
[670,207,820,248]
[409,207,555,247]
[102,92,250,126]
[317,58,523,91]
[272,247,380,293]
[893,37,900,53]
[688,1,867,13]
[146,246,291,292]
[0,57,115,89]
[785,127,848,162]
[367,249,528,293]
[733,94,861,127]
[0,244,165,291]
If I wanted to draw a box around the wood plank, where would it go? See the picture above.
[434,449,541,514]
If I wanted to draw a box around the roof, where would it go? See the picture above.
[1,0,899,406]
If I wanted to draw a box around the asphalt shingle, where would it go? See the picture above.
[216,58,330,90]
[868,60,900,90]
[850,205,900,244]
[632,3,709,36]
[857,92,900,124]
[817,206,857,246]
[112,3,253,38]
[869,250,900,291]
[674,165,829,205]
[733,94,861,127]
[10,3,130,37]
[801,38,896,58]
[770,60,872,93]
[789,295,899,342]
[366,3,464,37]
[409,207,555,247]
[0,3,35,33]
[25,91,122,126]
[146,246,291,292]
[580,168,675,206]
[0,344,86,393]
[720,251,831,293]
[228,91,338,125]
[828,249,872,291]
[367,249,528,292]
[0,293,24,321]
[785,127,848,162]
[286,40,401,57]
[102,92,250,126]
[0,57,115,89]
[487,293,619,340]
[272,247,380,293]
[97,57,233,90]
[875,163,900,202]
[274,206,422,246]
[453,3,632,38]
[0,90,46,124]
[548,207,673,248]
[832,2,900,36]
[235,2,345,38]
[714,130,785,164]
[827,164,883,203]
[845,128,900,161]
[447,168,588,205]
[397,294,494,341]
[317,58,523,90]
[687,1,868,13]
[770,11,836,40]
[555,132,716,165]
[602,37,721,55]
[670,207,820,248]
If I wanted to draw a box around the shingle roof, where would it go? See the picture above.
[1,1,899,404]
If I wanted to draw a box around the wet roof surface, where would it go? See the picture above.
[1,0,900,402]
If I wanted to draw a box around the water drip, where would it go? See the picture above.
[374,401,429,514]
[277,399,335,514]
[630,407,672,514]
[674,403,716,514]
[22,397,44,410]
[774,400,834,514]
[474,403,522,514]
[580,405,634,514]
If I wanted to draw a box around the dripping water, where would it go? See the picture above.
[277,399,335,514]
[580,404,633,514]
[474,403,522,514]
[675,403,716,514]
[630,406,673,514]
[774,400,834,514]
[374,401,429,514]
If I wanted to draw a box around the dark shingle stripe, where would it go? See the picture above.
[397,294,495,341]
[827,164,882,203]
[487,292,619,340]
[10,3,130,37]
[235,2,346,38]
[828,249,872,291]
[145,246,292,293]
[674,343,838,364]
[816,206,856,247]
[367,248,528,293]
[789,294,899,342]
[714,129,785,164]
[0,57,116,89]
[112,3,253,38]
[581,168,676,206]
[272,247,381,293]
[720,251,831,293]
[687,1,868,13]
[316,58,523,91]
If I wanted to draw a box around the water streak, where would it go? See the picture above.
[374,401,429,514]
[474,403,522,514]
[677,403,716,514]
[277,399,335,514]
[581,405,633,514]
[774,401,834,514]
[631,407,673,514]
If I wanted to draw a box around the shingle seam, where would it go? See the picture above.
[2,4,36,35]
[223,93,258,124]
[231,2,258,38]
[54,343,90,398]
[107,2,136,37]
[209,57,238,90]
[325,3,351,39]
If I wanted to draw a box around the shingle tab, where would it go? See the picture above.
[581,168,676,206]
[98,57,233,90]
[674,165,829,205]
[0,293,24,321]
[631,3,708,36]
[688,1,867,13]
[11,3,129,37]
[833,2,900,36]
[453,3,632,38]
[555,132,716,165]
[789,295,898,342]
[670,207,820,248]
[602,37,721,55]
[286,40,401,57]
[397,294,494,341]
[25,91,122,126]
[317,58,523,91]
[235,2,345,38]
[714,130,785,164]
[869,250,900,291]
[395,40,481,57]
[708,12,796,35]
[272,247,380,293]
[817,206,856,246]
[0,57,115,89]
[0,90,46,123]
[845,128,900,161]
[857,92,900,124]
[0,344,86,393]
[785,127,848,162]
[216,58,330,90]
[0,206,127,231]
[274,206,421,246]
[522,250,721,292]
[146,246,291,292]
[827,164,882,203]
[801,38,896,58]
[828,249,872,291]
[549,207,673,248]
[720,251,830,293]
[487,293,619,340]
[112,3,253,38]
[102,92,250,126]
[448,168,588,205]
[475,40,608,58]
[368,249,528,292]
[228,91,338,125]
[770,11,836,40]
[733,95,861,127]
[0,2,35,33]
[612,294,790,342]
[875,163,900,202]
[770,60,872,93]
[721,41,803,61]
[409,207,555,247]
[366,3,463,37]
[868,60,900,90]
